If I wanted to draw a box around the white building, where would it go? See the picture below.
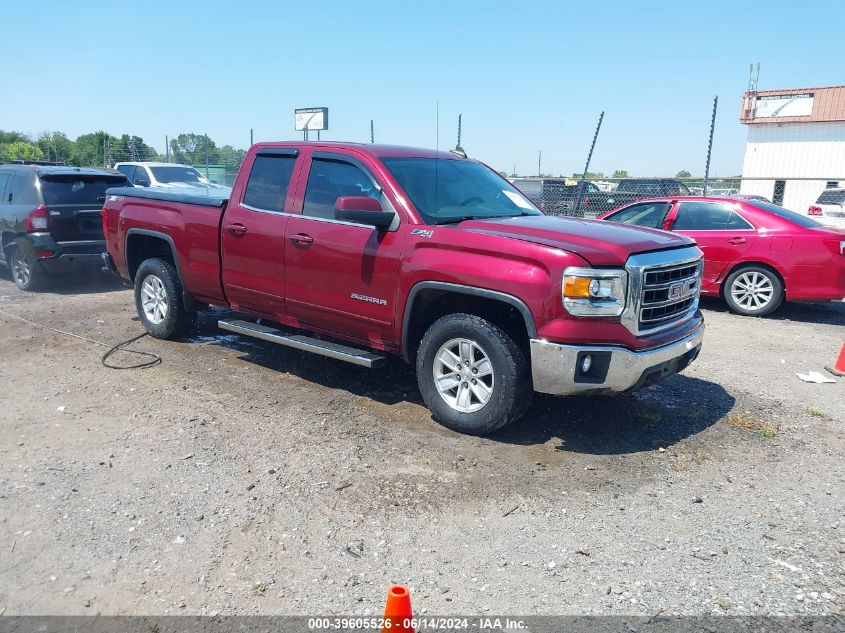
[739,84,845,212]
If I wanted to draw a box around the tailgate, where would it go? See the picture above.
[40,174,128,241]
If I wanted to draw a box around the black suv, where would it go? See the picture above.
[0,164,130,290]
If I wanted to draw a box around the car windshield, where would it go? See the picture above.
[817,189,845,205]
[382,158,541,224]
[746,200,821,228]
[150,166,204,184]
[40,175,128,205]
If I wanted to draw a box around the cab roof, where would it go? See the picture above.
[251,141,466,160]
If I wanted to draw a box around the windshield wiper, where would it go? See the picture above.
[435,214,527,225]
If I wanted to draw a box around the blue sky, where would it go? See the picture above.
[1,0,842,176]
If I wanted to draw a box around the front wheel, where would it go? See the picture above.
[416,313,532,436]
[134,257,195,339]
[723,266,784,317]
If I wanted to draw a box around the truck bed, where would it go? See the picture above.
[104,186,229,305]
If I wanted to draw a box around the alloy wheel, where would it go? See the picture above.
[730,271,774,312]
[433,338,495,413]
[11,250,30,288]
[140,274,169,324]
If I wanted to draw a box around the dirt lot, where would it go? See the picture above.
[0,272,842,617]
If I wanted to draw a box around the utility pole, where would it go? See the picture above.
[456,113,463,151]
[165,135,170,162]
[370,120,374,143]
[571,111,605,215]
[250,128,254,147]
[537,150,541,177]
[703,96,718,196]
[204,134,209,178]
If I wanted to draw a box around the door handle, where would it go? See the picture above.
[727,237,747,245]
[225,223,248,236]
[289,233,314,245]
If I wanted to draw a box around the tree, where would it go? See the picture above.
[36,132,74,164]
[110,134,159,162]
[218,145,246,169]
[612,170,629,178]
[170,133,218,166]
[69,131,115,167]
[572,171,604,179]
[0,130,31,145]
[0,141,44,162]
[675,170,691,178]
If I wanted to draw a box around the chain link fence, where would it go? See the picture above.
[510,176,844,220]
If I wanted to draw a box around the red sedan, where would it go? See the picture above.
[599,197,845,316]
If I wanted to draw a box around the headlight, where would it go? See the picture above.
[562,267,627,316]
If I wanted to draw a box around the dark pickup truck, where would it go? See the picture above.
[579,178,691,218]
[103,142,704,436]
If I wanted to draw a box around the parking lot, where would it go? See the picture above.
[0,272,842,616]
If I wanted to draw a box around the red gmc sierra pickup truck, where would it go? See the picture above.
[102,142,705,436]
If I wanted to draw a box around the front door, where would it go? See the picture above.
[221,149,300,318]
[283,151,405,349]
[667,201,756,293]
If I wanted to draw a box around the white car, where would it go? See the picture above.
[114,162,230,193]
[809,188,845,228]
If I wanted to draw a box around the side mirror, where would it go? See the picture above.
[134,179,150,187]
[334,196,393,230]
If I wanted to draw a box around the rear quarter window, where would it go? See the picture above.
[746,201,822,229]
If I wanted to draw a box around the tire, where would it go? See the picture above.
[8,246,48,291]
[723,265,784,317]
[134,257,196,339]
[416,313,532,436]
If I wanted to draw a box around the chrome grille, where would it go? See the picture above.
[639,261,701,331]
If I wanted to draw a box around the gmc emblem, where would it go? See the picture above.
[668,279,697,300]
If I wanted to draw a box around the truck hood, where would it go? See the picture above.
[456,215,694,266]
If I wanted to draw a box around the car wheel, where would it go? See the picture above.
[9,246,47,291]
[723,265,784,317]
[134,257,196,339]
[416,313,532,436]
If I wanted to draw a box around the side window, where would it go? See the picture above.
[672,202,736,231]
[117,165,136,181]
[302,158,383,220]
[726,211,753,230]
[606,202,669,229]
[8,175,40,206]
[0,174,9,203]
[242,155,297,212]
[134,167,150,185]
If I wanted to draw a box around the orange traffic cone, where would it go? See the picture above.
[826,342,845,377]
[382,585,414,633]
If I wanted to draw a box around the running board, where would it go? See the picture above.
[218,319,385,368]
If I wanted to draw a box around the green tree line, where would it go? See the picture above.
[0,130,247,170]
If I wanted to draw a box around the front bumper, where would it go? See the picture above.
[530,322,704,395]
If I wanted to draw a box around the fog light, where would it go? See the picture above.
[581,354,592,373]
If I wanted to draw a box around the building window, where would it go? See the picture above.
[773,180,786,206]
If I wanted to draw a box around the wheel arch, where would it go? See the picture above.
[719,260,787,298]
[401,281,537,363]
[125,229,197,312]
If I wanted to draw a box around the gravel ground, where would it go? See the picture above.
[0,271,842,617]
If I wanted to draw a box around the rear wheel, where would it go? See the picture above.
[134,257,195,339]
[723,265,784,317]
[9,246,47,291]
[416,313,532,436]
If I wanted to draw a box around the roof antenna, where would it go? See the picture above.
[450,113,467,158]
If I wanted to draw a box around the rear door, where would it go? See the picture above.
[667,201,756,290]
[38,173,129,242]
[220,148,301,318]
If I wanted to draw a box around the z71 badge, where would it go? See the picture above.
[411,229,434,238]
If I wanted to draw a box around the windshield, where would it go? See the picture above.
[382,158,541,224]
[150,166,204,184]
[817,189,845,205]
[747,200,821,228]
[40,175,128,205]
